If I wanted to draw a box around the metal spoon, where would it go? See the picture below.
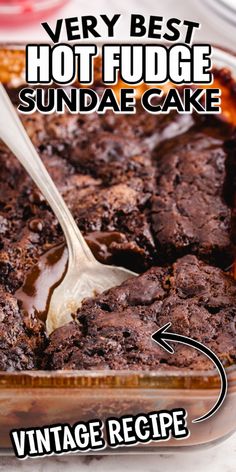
[0,83,137,333]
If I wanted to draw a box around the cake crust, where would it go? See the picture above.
[42,256,236,371]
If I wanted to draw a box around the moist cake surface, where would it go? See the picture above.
[0,77,236,371]
[42,255,236,371]
[0,287,46,371]
[151,122,233,266]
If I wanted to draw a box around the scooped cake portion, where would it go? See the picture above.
[42,256,236,371]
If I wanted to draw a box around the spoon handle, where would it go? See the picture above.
[0,83,95,267]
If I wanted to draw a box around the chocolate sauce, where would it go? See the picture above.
[86,231,126,264]
[16,244,68,322]
[16,231,126,321]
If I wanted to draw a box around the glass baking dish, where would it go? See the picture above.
[0,43,235,455]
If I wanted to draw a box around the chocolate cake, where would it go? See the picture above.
[42,255,236,371]
[0,73,236,371]
[151,122,233,266]
[0,287,45,371]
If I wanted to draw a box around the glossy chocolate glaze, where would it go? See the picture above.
[16,231,129,321]
[16,244,68,322]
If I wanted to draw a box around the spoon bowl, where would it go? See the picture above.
[0,83,137,333]
[47,260,135,333]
